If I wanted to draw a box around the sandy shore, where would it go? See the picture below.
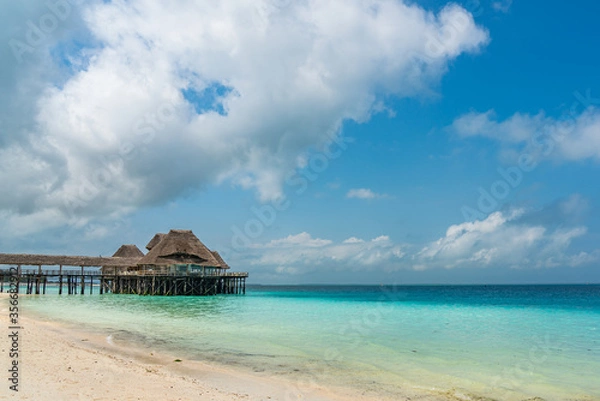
[0,294,452,401]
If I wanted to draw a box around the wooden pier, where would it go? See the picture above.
[0,267,247,296]
[0,229,248,296]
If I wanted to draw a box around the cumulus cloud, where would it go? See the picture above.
[449,107,600,162]
[0,2,85,147]
[248,232,405,273]
[243,207,598,276]
[414,209,594,270]
[0,0,489,235]
[346,188,387,199]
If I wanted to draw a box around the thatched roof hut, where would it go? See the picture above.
[138,229,221,267]
[112,244,144,258]
[102,244,144,273]
[146,233,166,251]
[211,251,230,270]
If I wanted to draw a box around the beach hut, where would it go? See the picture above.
[136,229,223,275]
[102,244,145,274]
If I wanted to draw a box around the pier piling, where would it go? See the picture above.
[0,268,247,296]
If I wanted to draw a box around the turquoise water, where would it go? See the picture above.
[20,285,600,400]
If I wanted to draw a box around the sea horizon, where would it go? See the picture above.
[249,282,600,286]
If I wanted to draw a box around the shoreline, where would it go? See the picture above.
[1,294,449,401]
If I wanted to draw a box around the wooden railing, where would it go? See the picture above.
[0,269,102,276]
[0,268,248,278]
[101,271,249,277]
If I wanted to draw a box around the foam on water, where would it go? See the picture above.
[20,285,600,400]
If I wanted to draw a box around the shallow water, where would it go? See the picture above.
[20,285,600,400]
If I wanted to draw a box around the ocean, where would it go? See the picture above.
[20,285,600,400]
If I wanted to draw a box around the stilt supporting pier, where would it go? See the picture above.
[0,269,247,296]
[101,275,247,296]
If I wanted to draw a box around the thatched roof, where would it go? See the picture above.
[146,233,166,251]
[211,251,230,269]
[113,244,144,258]
[137,229,221,267]
[0,253,141,267]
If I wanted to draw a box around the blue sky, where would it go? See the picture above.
[1,0,599,284]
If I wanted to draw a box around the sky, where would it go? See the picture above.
[1,0,599,284]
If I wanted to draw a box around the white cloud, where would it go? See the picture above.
[451,110,547,143]
[0,0,489,234]
[233,205,598,276]
[346,188,387,199]
[248,232,405,273]
[414,209,592,269]
[343,237,365,244]
[450,107,600,162]
[260,232,332,248]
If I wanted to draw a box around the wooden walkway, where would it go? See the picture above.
[0,268,247,296]
[0,253,140,267]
